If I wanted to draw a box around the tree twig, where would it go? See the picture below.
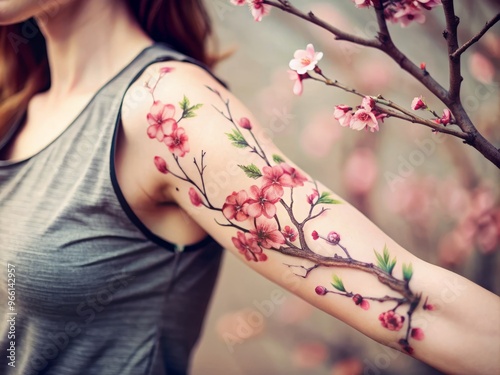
[451,13,500,60]
[442,0,462,100]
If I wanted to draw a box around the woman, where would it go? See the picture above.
[0,1,498,374]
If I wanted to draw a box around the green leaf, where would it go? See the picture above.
[316,191,342,205]
[179,96,203,119]
[226,130,249,148]
[331,274,346,292]
[402,262,413,282]
[272,154,285,164]
[374,245,397,275]
[179,95,190,112]
[238,164,262,179]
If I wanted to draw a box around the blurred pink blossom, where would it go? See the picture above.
[292,341,328,369]
[468,52,495,84]
[330,358,363,375]
[343,147,378,196]
[301,111,341,158]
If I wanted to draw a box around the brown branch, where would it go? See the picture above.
[451,13,500,60]
[309,74,470,140]
[256,2,500,167]
[262,0,380,47]
[442,0,462,100]
[373,0,391,44]
[271,246,416,302]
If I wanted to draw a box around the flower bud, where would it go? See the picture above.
[352,294,363,305]
[315,286,327,295]
[239,117,252,130]
[327,231,340,245]
[311,230,319,240]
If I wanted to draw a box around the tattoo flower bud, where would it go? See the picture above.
[315,286,327,295]
[189,188,202,207]
[352,294,370,310]
[154,156,169,174]
[239,117,252,130]
[420,62,426,70]
[311,230,319,240]
[326,231,341,245]
[411,96,427,110]
[411,328,425,340]
[379,310,405,331]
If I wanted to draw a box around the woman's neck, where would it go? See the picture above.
[36,0,152,102]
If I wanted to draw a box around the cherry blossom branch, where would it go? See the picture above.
[450,12,500,59]
[262,0,379,47]
[309,73,468,139]
[254,1,500,167]
[271,245,415,301]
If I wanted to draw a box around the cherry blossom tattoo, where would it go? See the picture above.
[145,67,434,355]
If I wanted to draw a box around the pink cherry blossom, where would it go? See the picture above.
[361,96,375,111]
[249,0,271,22]
[411,328,425,340]
[411,96,427,110]
[261,165,293,197]
[289,44,324,75]
[392,4,426,27]
[189,188,202,207]
[250,217,285,249]
[352,0,372,8]
[282,225,298,242]
[350,108,379,132]
[164,126,190,157]
[246,185,280,219]
[281,163,308,187]
[416,0,442,10]
[232,231,266,262]
[440,108,451,125]
[147,101,177,142]
[222,190,249,221]
[287,70,309,96]
[239,117,252,130]
[307,189,319,205]
[379,311,405,331]
[333,105,353,127]
[230,0,246,4]
[311,230,319,240]
[154,156,168,174]
[159,66,174,77]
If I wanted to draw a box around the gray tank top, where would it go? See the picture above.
[0,44,223,375]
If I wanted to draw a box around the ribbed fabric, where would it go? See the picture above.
[0,44,223,375]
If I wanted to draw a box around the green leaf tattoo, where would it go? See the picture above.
[272,154,286,164]
[402,262,413,282]
[374,245,397,275]
[331,274,346,292]
[317,191,342,205]
[226,130,249,148]
[179,95,203,119]
[238,164,263,179]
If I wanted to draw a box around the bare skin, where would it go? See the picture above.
[1,1,499,374]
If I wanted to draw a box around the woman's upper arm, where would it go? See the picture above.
[123,61,500,375]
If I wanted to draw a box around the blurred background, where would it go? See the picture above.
[192,1,500,374]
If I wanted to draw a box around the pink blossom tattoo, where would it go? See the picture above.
[145,67,432,355]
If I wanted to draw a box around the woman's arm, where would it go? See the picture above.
[122,61,500,375]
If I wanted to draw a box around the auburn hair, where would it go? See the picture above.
[0,0,217,139]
